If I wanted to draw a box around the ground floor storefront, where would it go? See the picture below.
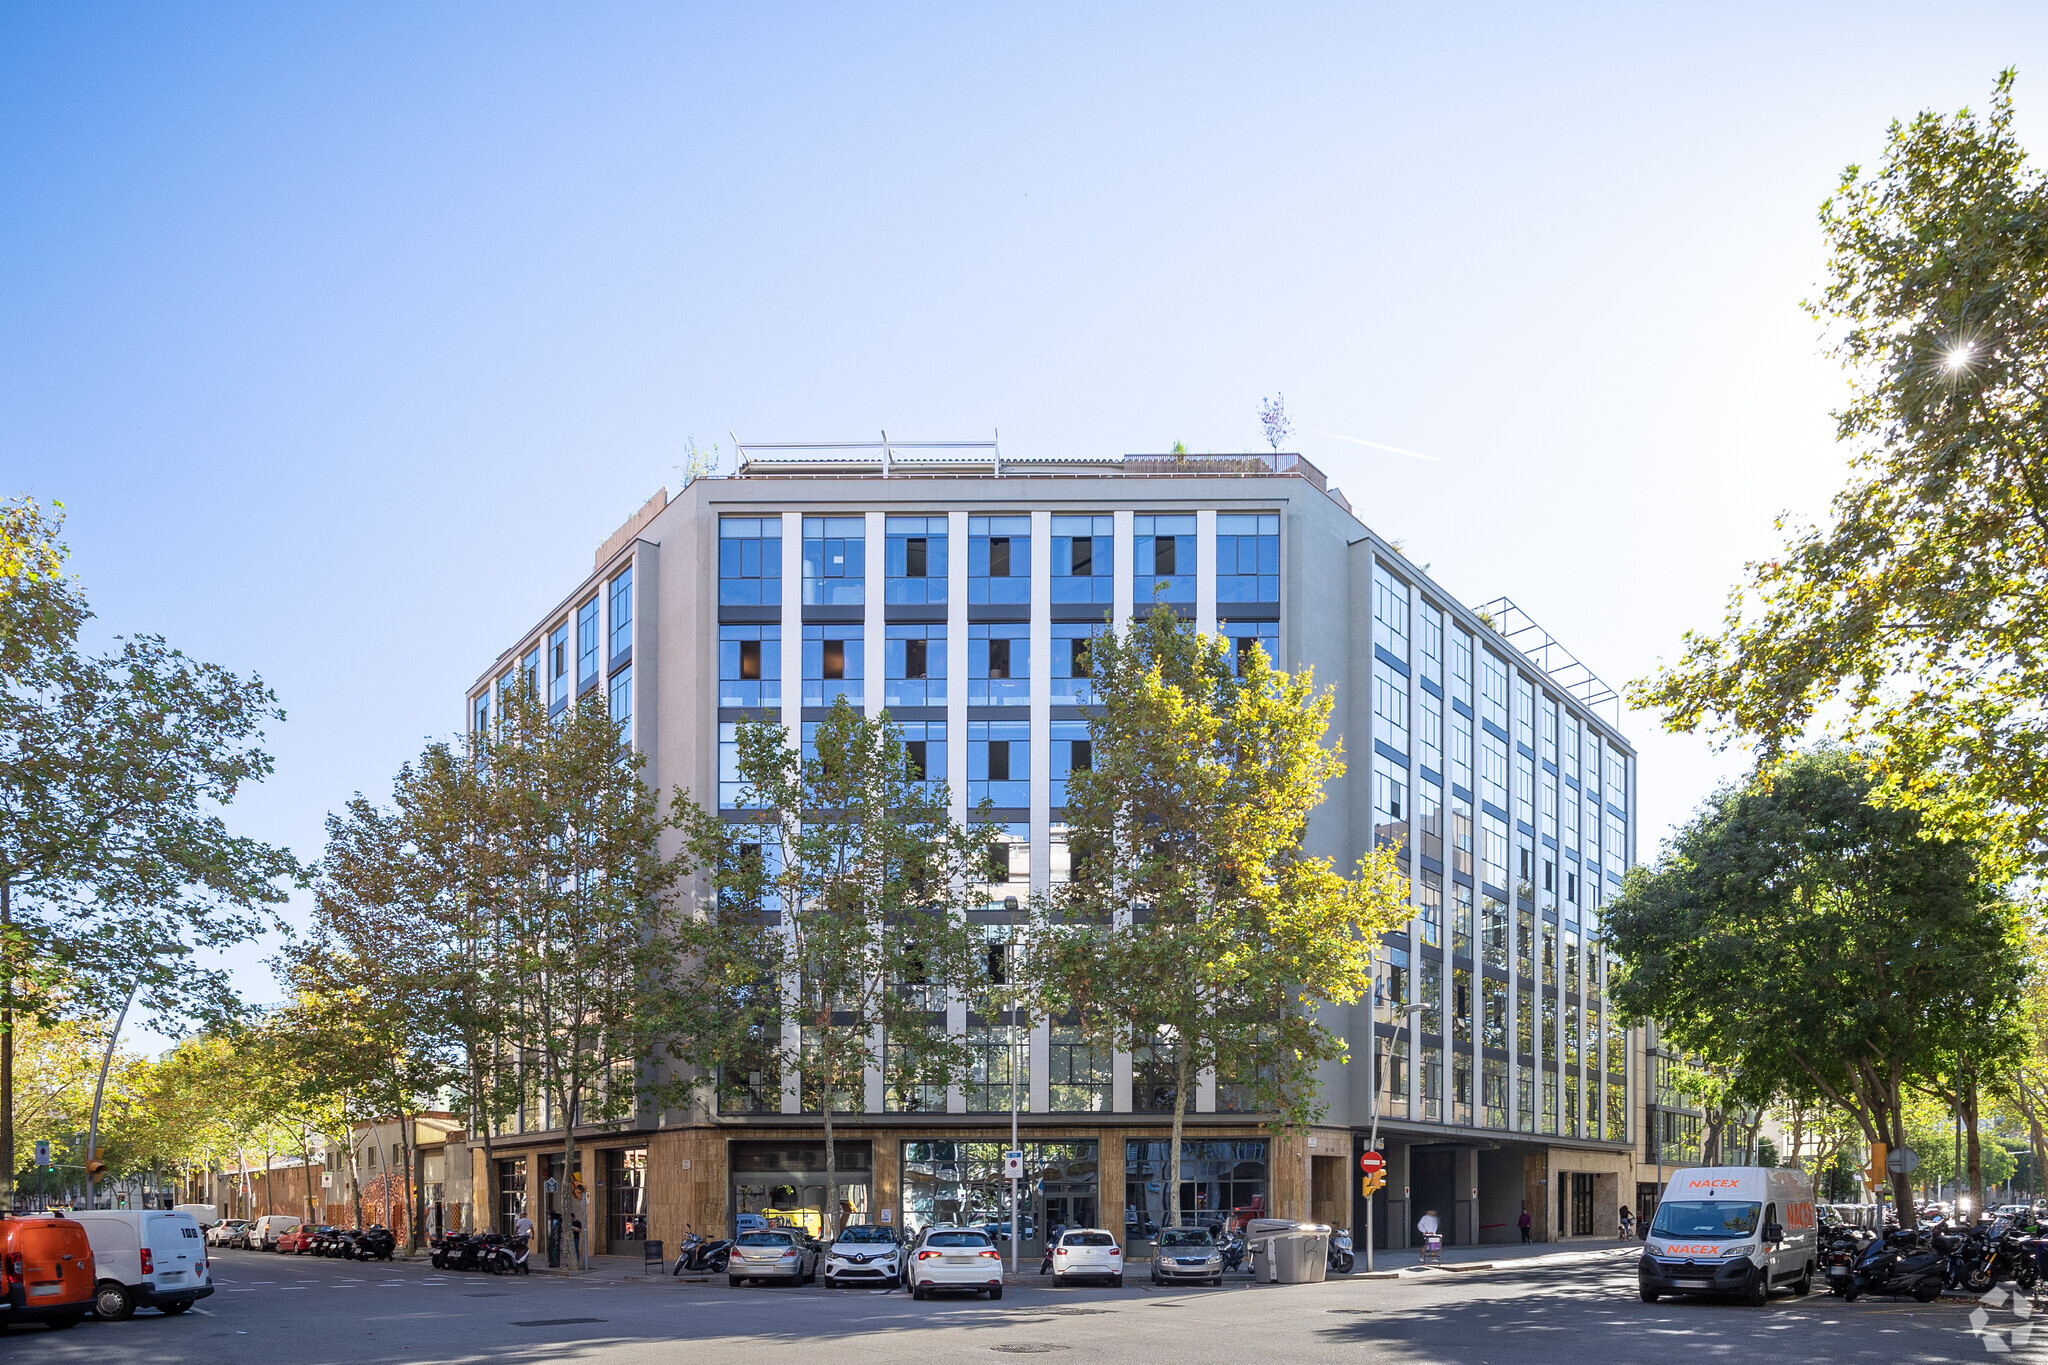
[1358,1131,1637,1251]
[455,1118,1358,1263]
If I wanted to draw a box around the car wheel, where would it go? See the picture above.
[989,1284,1003,1300]
[1112,1274,1123,1288]
[161,1301,192,1315]
[729,1276,742,1288]
[95,1282,136,1322]
[911,1282,926,1301]
[1639,1286,1659,1303]
[1792,1264,1812,1297]
[1745,1272,1768,1308]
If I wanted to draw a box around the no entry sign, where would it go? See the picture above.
[1359,1151,1385,1176]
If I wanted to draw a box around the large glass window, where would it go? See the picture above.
[576,598,600,693]
[496,1159,527,1235]
[896,719,947,795]
[719,517,782,606]
[802,624,863,707]
[1215,513,1278,603]
[884,623,946,706]
[884,1023,948,1112]
[1372,751,1408,853]
[1484,1058,1508,1130]
[969,623,1030,705]
[965,1024,1028,1113]
[1482,976,1507,1050]
[472,691,488,734]
[1376,1033,1408,1120]
[1125,1139,1267,1239]
[1050,721,1089,807]
[1481,894,1508,970]
[719,722,763,809]
[969,722,1029,807]
[1133,514,1195,605]
[1373,563,1409,660]
[1132,1031,1180,1113]
[885,515,948,604]
[1451,629,1474,703]
[901,1141,1097,1249]
[1222,619,1278,676]
[1421,690,1443,775]
[1051,622,1101,704]
[1419,601,1443,685]
[1480,733,1508,811]
[605,1149,648,1248]
[1479,651,1508,732]
[1051,514,1113,604]
[609,665,632,749]
[1373,658,1410,756]
[968,515,1031,604]
[802,516,866,606]
[719,625,781,708]
[609,567,633,661]
[1481,812,1509,890]
[1049,1025,1109,1111]
[976,821,1030,910]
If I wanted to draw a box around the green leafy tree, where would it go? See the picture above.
[667,700,986,1236]
[1606,748,2027,1227]
[1634,72,2048,867]
[1031,607,1408,1232]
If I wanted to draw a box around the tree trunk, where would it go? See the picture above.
[399,1109,421,1252]
[302,1139,317,1222]
[1167,1049,1191,1235]
[348,1135,365,1228]
[472,1050,497,1235]
[561,1090,580,1269]
[1965,1074,1984,1218]
[2,878,13,1211]
[823,1094,838,1244]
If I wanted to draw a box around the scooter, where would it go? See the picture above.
[354,1225,398,1262]
[1219,1231,1248,1274]
[1844,1228,1952,1302]
[482,1233,532,1276]
[1327,1228,1355,1275]
[432,1231,487,1271]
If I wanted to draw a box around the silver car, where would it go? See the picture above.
[728,1228,819,1286]
[1149,1227,1223,1285]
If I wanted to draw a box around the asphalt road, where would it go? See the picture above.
[0,1246,2016,1364]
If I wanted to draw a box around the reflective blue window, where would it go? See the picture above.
[608,568,633,661]
[803,516,866,606]
[970,623,1030,705]
[969,721,1029,806]
[719,625,782,708]
[719,721,765,809]
[885,516,948,605]
[1051,514,1113,605]
[719,517,783,607]
[1134,514,1195,605]
[547,622,570,712]
[969,516,1031,605]
[1051,622,1102,704]
[1222,619,1278,676]
[576,598,600,692]
[472,692,488,734]
[610,664,633,750]
[895,719,948,798]
[885,623,947,707]
[803,624,863,707]
[1050,720,1090,807]
[975,821,1030,911]
[1216,514,1279,603]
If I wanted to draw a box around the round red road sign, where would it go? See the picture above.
[1359,1151,1385,1175]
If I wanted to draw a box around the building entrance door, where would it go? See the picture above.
[1571,1173,1595,1236]
[1410,1148,1457,1247]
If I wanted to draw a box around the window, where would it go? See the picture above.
[1376,1034,1409,1121]
[1484,1057,1508,1130]
[1607,814,1627,868]
[719,518,782,607]
[609,665,632,749]
[1452,797,1474,876]
[1541,697,1558,765]
[969,721,1029,806]
[1051,622,1101,704]
[1215,513,1278,603]
[885,623,946,706]
[1481,813,1508,890]
[577,599,600,693]
[1421,1044,1442,1122]
[521,646,540,694]
[1419,956,1443,1036]
[1516,753,1535,827]
[1373,563,1409,661]
[1222,619,1279,676]
[802,516,866,605]
[473,692,488,733]
[1451,718,1473,791]
[1479,652,1507,731]
[1482,976,1507,1051]
[1132,1031,1181,1113]
[968,515,1031,604]
[885,1028,948,1112]
[496,1159,527,1235]
[1133,514,1195,605]
[1421,690,1443,774]
[969,623,1030,705]
[1451,629,1474,703]
[976,822,1029,910]
[1561,781,1580,850]
[965,1024,1028,1113]
[1540,771,1558,837]
[1124,1139,1267,1236]
[1585,796,1602,862]
[1373,658,1409,756]
[1419,870,1442,947]
[1453,881,1473,957]
[895,720,947,793]
[1052,514,1114,604]
[719,723,762,809]
[1372,752,1408,853]
[1418,780,1443,862]
[1375,945,1408,1025]
[1514,676,1535,752]
[1050,720,1090,807]
[606,1149,649,1246]
[1607,751,1628,806]
[717,625,781,708]
[1482,894,1508,970]
[609,567,634,661]
[885,516,948,604]
[1049,1026,1110,1111]
[803,624,863,707]
[1479,733,1508,811]
[1419,601,1443,685]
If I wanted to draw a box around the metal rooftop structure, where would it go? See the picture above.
[1473,596,1622,725]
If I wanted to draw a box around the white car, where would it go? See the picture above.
[206,1219,251,1247]
[823,1225,904,1288]
[909,1226,1005,1300]
[1050,1227,1123,1287]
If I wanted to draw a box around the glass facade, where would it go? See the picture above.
[968,515,1031,604]
[969,623,1029,705]
[1052,514,1114,604]
[1215,513,1278,602]
[719,624,780,708]
[884,623,946,706]
[901,1140,1097,1249]
[802,516,866,605]
[720,517,781,605]
[802,624,863,707]
[968,722,1028,807]
[1133,514,1195,605]
[885,515,948,604]
[1125,1139,1267,1241]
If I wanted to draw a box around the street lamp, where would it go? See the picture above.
[1364,1000,1429,1271]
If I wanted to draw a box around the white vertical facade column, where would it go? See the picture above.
[1111,510,1135,1114]
[1195,506,1220,1114]
[1028,509,1051,1115]
[780,513,805,1116]
[863,512,887,1116]
[946,511,970,1114]
[1408,577,1434,1127]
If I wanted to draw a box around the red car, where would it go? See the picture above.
[274,1225,327,1254]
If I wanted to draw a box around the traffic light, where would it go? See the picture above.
[1866,1142,1888,1190]
[84,1158,107,1179]
[1361,1171,1387,1198]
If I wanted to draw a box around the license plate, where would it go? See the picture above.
[159,1272,184,1282]
[29,1284,61,1297]
[1675,1279,1712,1289]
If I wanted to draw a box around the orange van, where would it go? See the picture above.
[2,1214,94,1329]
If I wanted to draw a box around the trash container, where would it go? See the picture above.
[1245,1218,1296,1282]
[1274,1224,1330,1283]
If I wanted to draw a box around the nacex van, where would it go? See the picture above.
[1639,1166,1818,1306]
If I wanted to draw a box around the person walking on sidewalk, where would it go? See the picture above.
[1517,1207,1533,1244]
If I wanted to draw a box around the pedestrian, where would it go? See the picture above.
[571,1216,584,1262]
[513,1211,534,1249]
[1517,1206,1533,1245]
[1618,1205,1633,1240]
[1417,1208,1442,1264]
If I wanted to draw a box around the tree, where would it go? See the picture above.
[1606,748,2028,1227]
[1031,607,1408,1232]
[0,495,302,1203]
[667,700,986,1236]
[1633,72,2048,868]
[1258,394,1292,452]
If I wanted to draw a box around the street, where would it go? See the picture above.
[0,1246,2012,1365]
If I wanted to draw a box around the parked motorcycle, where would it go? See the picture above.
[1844,1227,1953,1303]
[672,1229,731,1275]
[1327,1228,1355,1275]
[482,1232,532,1276]
[353,1225,397,1262]
[1219,1231,1248,1274]
[432,1231,487,1271]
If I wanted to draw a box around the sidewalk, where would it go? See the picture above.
[1353,1239,1644,1278]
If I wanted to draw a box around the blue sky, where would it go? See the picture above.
[5,3,2045,1047]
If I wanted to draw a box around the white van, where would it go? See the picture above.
[68,1210,215,1320]
[172,1203,218,1228]
[249,1213,301,1250]
[1638,1166,1818,1306]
